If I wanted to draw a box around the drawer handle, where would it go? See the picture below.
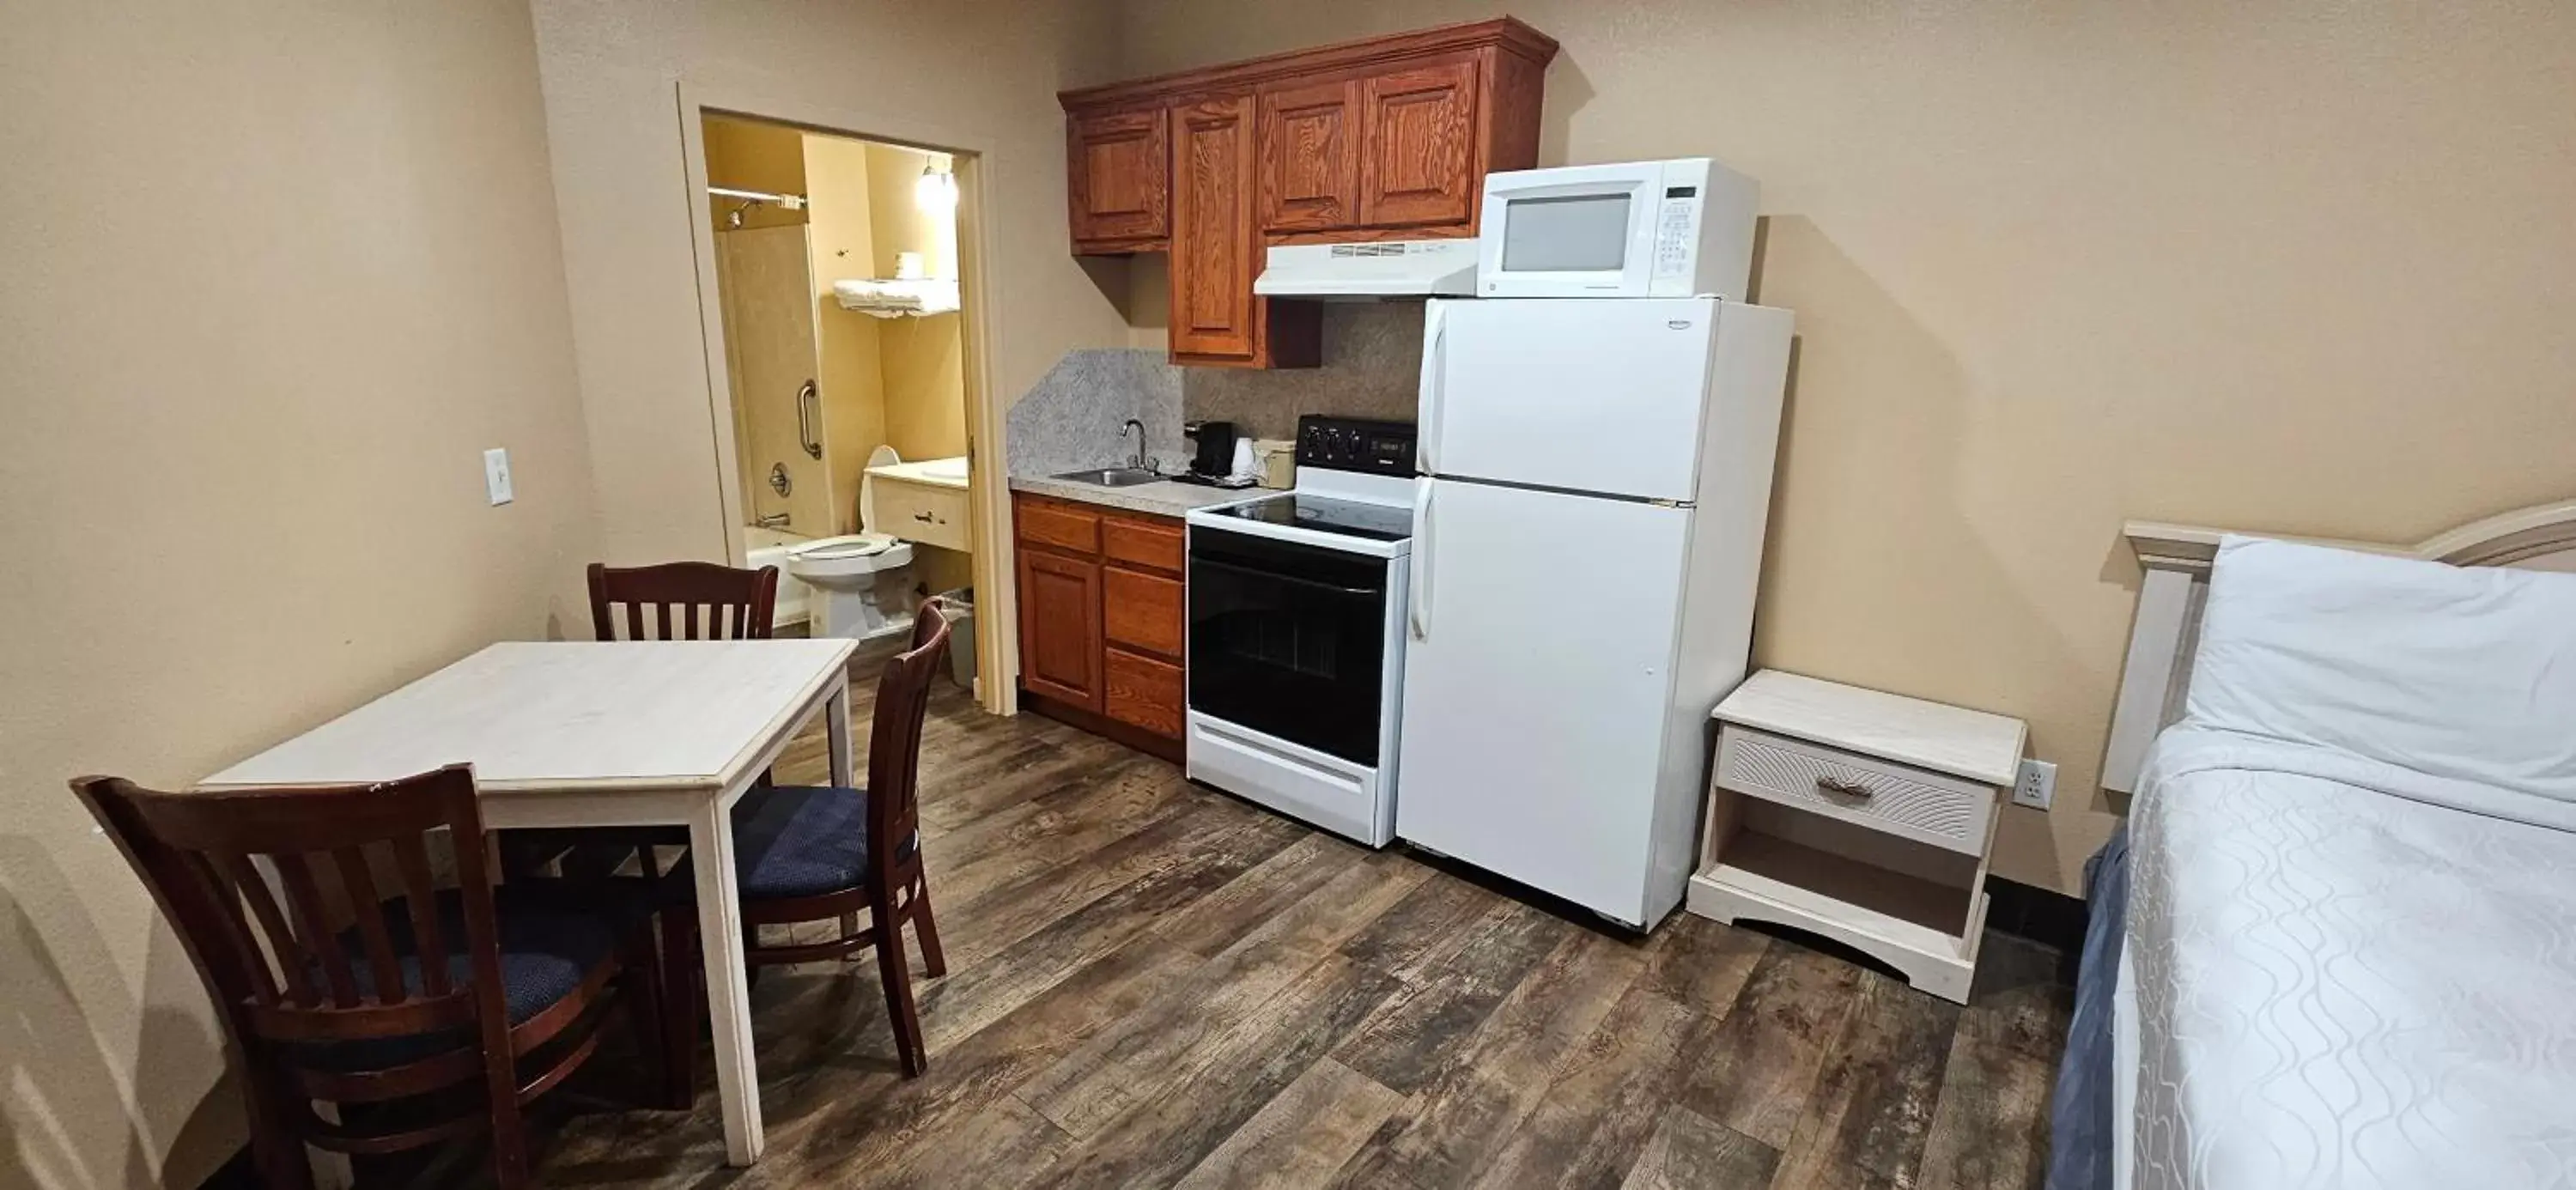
[1816,774,1874,799]
[914,511,936,523]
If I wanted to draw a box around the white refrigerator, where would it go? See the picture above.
[1396,296,1794,927]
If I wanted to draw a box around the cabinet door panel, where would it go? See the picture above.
[1068,107,1169,252]
[1170,93,1260,361]
[1017,549,1103,709]
[1103,567,1184,659]
[1358,58,1479,228]
[1258,80,1359,234]
[1104,648,1185,738]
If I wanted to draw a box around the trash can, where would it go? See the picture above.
[935,587,975,689]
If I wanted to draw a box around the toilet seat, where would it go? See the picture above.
[786,532,914,579]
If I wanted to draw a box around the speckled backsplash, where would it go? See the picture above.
[1183,303,1424,440]
[1007,307,1422,477]
[1005,349,1188,477]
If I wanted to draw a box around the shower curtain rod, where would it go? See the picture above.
[709,185,806,210]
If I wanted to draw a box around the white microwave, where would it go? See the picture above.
[1475,158,1759,300]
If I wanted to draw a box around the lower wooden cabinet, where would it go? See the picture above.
[1015,547,1103,708]
[1103,647,1184,738]
[1013,492,1188,755]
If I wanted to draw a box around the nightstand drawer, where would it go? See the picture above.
[1714,726,1996,855]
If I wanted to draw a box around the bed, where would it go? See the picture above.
[2050,500,2576,1190]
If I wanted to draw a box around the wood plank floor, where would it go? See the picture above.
[413,675,2071,1189]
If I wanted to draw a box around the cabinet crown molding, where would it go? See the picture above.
[1059,16,1558,110]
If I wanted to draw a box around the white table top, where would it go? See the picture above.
[1712,669,2027,786]
[199,640,857,793]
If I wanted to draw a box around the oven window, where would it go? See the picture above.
[1499,193,1631,272]
[1188,531,1388,765]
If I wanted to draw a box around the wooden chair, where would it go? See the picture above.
[663,602,954,1084]
[70,766,664,1190]
[587,559,780,642]
[554,560,784,1105]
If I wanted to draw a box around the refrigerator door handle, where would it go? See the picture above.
[1409,481,1434,641]
[1417,302,1447,475]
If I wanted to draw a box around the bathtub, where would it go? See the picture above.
[743,525,813,629]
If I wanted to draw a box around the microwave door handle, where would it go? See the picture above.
[1417,302,1446,476]
[1408,481,1433,641]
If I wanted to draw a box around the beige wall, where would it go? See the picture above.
[804,134,888,536]
[702,115,809,233]
[1115,0,2576,892]
[863,143,973,468]
[528,0,1133,567]
[0,3,597,1187]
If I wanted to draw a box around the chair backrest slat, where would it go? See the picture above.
[270,850,359,1008]
[587,561,779,643]
[200,852,290,1005]
[331,844,411,1007]
[389,838,451,997]
[868,603,954,891]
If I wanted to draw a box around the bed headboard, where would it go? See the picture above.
[2101,498,2576,795]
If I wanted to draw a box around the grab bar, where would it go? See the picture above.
[796,379,822,459]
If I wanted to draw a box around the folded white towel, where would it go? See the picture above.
[833,277,959,318]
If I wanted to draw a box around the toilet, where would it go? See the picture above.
[784,446,916,641]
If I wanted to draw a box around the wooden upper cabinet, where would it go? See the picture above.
[1258,80,1361,234]
[1060,18,1555,363]
[1170,93,1261,362]
[1068,106,1169,253]
[1357,58,1479,229]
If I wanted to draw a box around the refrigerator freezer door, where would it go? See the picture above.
[1423,297,1718,502]
[1396,478,1689,923]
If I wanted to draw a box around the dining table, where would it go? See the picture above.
[197,637,860,1168]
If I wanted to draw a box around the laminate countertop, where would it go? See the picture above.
[1008,472,1267,519]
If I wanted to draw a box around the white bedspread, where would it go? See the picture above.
[2128,726,2576,1189]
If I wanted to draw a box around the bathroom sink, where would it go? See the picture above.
[1052,467,1163,488]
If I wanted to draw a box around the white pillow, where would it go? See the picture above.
[2184,534,2576,804]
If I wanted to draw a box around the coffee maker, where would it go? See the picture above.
[1176,421,1252,487]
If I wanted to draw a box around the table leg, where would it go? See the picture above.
[688,799,764,1165]
[826,671,854,787]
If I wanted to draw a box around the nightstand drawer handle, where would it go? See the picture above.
[1816,774,1873,798]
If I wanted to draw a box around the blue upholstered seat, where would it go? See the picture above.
[295,883,650,1072]
[730,784,872,899]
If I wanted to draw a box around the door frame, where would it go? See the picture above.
[675,81,1018,715]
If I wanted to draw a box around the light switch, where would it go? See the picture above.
[483,447,513,505]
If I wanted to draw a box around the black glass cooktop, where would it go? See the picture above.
[1206,493,1413,542]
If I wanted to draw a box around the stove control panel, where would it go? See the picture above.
[1295,415,1417,477]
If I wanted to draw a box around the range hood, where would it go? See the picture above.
[1252,240,1479,301]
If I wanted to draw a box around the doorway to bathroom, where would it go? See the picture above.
[690,110,987,691]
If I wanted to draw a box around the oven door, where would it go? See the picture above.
[1188,528,1390,765]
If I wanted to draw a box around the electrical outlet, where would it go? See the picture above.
[2013,758,2057,810]
[483,447,513,506]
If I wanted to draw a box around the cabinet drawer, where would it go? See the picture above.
[1104,647,1184,738]
[1101,513,1184,574]
[1102,567,1183,658]
[1713,726,1996,856]
[1016,495,1101,556]
[872,478,970,552]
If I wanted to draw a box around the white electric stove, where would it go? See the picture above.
[1182,416,1419,847]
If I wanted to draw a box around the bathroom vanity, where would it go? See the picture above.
[862,457,970,552]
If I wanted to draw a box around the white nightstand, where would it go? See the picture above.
[1688,670,2027,1003]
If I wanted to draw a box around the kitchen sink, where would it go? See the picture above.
[1051,467,1163,488]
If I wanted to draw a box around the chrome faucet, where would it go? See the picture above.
[1121,418,1149,471]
